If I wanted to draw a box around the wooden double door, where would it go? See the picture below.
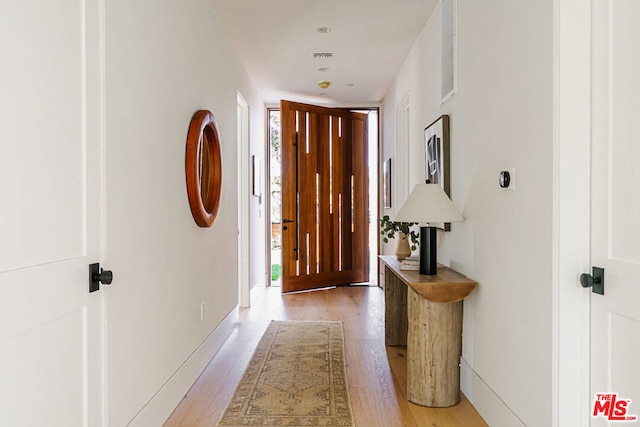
[280,101,369,293]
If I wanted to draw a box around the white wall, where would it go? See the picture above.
[382,1,553,425]
[104,0,263,424]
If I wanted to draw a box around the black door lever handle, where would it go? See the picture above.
[580,266,604,295]
[89,263,113,293]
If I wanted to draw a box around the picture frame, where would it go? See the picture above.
[383,158,392,208]
[252,155,261,197]
[424,115,451,231]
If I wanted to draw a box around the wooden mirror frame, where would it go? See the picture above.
[185,110,222,227]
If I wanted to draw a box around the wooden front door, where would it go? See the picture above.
[280,101,369,293]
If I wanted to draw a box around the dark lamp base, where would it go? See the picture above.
[419,226,437,275]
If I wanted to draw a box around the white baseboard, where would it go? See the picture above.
[460,358,525,427]
[128,308,239,427]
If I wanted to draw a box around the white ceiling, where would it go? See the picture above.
[210,0,438,106]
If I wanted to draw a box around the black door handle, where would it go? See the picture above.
[89,263,114,293]
[580,266,604,295]
[283,219,294,223]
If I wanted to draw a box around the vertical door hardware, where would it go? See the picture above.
[89,263,113,293]
[282,218,294,230]
[580,266,604,295]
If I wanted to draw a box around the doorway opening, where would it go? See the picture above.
[267,107,379,287]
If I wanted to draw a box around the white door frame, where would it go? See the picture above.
[89,0,108,423]
[237,92,250,307]
[552,0,591,425]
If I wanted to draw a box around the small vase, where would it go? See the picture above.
[395,233,411,261]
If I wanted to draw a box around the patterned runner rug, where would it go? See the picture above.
[217,321,354,426]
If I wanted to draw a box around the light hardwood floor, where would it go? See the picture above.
[163,285,488,427]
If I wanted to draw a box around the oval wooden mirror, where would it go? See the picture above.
[185,110,222,227]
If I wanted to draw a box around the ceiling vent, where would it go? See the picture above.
[312,52,334,60]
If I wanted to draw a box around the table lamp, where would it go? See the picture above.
[394,183,463,275]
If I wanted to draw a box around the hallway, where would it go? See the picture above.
[164,286,487,426]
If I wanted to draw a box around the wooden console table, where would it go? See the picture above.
[380,255,477,407]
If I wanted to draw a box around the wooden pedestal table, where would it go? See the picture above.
[380,255,477,407]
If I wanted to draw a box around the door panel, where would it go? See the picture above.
[349,113,369,277]
[280,101,369,293]
[0,0,85,271]
[0,308,85,426]
[590,0,640,423]
[0,0,103,425]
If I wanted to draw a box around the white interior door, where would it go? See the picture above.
[0,1,104,426]
[589,0,640,423]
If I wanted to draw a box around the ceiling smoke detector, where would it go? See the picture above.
[312,52,334,60]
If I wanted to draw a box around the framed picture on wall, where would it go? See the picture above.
[424,115,451,230]
[383,158,392,208]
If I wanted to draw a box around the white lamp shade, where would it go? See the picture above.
[395,184,463,223]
